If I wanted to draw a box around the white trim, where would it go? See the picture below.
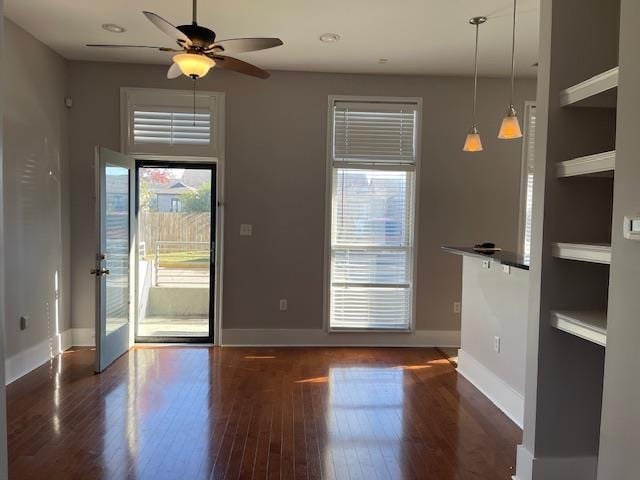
[220,328,459,347]
[552,242,612,264]
[5,330,73,385]
[550,310,607,347]
[71,327,96,347]
[559,67,619,107]
[456,350,524,428]
[513,447,598,480]
[323,95,423,333]
[556,150,616,178]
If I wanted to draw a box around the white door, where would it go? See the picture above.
[94,147,135,372]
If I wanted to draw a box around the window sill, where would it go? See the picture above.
[328,327,414,334]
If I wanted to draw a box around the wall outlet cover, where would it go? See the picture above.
[494,336,501,353]
[279,299,288,311]
[453,302,461,314]
[240,224,253,236]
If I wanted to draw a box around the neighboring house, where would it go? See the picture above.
[151,181,196,212]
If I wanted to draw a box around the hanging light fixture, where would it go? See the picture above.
[463,16,486,153]
[498,0,523,139]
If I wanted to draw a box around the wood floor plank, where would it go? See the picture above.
[7,346,521,480]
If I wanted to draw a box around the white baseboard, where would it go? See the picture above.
[456,350,524,428]
[71,327,95,346]
[221,328,460,347]
[5,329,73,385]
[513,445,598,480]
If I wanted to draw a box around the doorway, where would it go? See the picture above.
[135,161,216,343]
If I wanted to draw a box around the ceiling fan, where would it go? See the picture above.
[87,0,283,80]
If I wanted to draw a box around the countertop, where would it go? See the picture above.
[442,246,530,271]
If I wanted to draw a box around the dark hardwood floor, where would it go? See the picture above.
[7,347,521,479]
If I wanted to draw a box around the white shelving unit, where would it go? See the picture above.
[560,67,619,108]
[552,242,612,264]
[551,310,607,347]
[557,150,616,178]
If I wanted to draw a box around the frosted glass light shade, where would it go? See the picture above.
[463,131,483,152]
[173,53,215,78]
[498,107,523,139]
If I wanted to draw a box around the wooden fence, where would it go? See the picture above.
[139,212,211,253]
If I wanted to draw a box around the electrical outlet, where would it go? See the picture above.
[279,299,288,311]
[20,316,27,330]
[482,260,491,269]
[494,336,501,353]
[453,302,461,314]
[240,224,253,236]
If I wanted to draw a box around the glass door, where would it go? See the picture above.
[94,147,135,373]
[135,162,215,343]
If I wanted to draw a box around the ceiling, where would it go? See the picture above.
[5,0,540,77]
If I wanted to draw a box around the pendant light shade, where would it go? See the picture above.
[464,16,486,153]
[463,127,484,152]
[498,0,523,139]
[498,106,523,139]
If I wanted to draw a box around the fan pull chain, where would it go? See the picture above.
[193,78,197,126]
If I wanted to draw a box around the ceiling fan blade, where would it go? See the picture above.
[210,55,270,79]
[167,63,183,79]
[143,11,192,46]
[209,37,283,54]
[86,44,179,51]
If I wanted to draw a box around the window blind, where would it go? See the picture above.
[133,111,211,146]
[522,105,536,262]
[328,98,419,330]
[333,103,417,164]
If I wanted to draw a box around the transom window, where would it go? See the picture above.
[326,97,421,331]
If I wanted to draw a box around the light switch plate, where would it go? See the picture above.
[240,224,253,236]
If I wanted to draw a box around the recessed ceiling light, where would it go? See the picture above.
[378,58,389,64]
[102,23,126,33]
[319,33,340,43]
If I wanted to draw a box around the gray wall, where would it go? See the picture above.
[68,61,535,334]
[597,0,640,477]
[2,19,70,358]
[0,1,9,476]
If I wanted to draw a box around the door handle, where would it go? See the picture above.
[90,268,110,277]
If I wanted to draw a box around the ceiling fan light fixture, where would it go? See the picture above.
[173,53,215,78]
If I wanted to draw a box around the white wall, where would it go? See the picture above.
[2,19,71,382]
[457,255,529,426]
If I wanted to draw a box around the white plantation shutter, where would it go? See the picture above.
[133,111,211,146]
[522,104,536,262]
[122,88,223,157]
[328,98,420,330]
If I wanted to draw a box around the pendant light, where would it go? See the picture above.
[498,0,523,139]
[463,16,486,152]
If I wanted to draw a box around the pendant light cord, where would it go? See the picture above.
[472,22,480,127]
[193,0,197,24]
[509,0,517,106]
[193,78,197,126]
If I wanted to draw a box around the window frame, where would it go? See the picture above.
[518,101,536,261]
[323,95,422,333]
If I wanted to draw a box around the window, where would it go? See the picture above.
[170,198,182,212]
[326,97,421,330]
[121,87,224,157]
[519,102,536,263]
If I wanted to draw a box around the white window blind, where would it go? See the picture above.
[328,98,420,330]
[521,104,536,263]
[121,88,223,157]
[133,111,211,146]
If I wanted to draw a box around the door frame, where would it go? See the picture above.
[134,156,223,345]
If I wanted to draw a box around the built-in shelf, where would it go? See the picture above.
[551,310,607,347]
[560,67,619,108]
[552,242,611,264]
[557,150,616,178]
